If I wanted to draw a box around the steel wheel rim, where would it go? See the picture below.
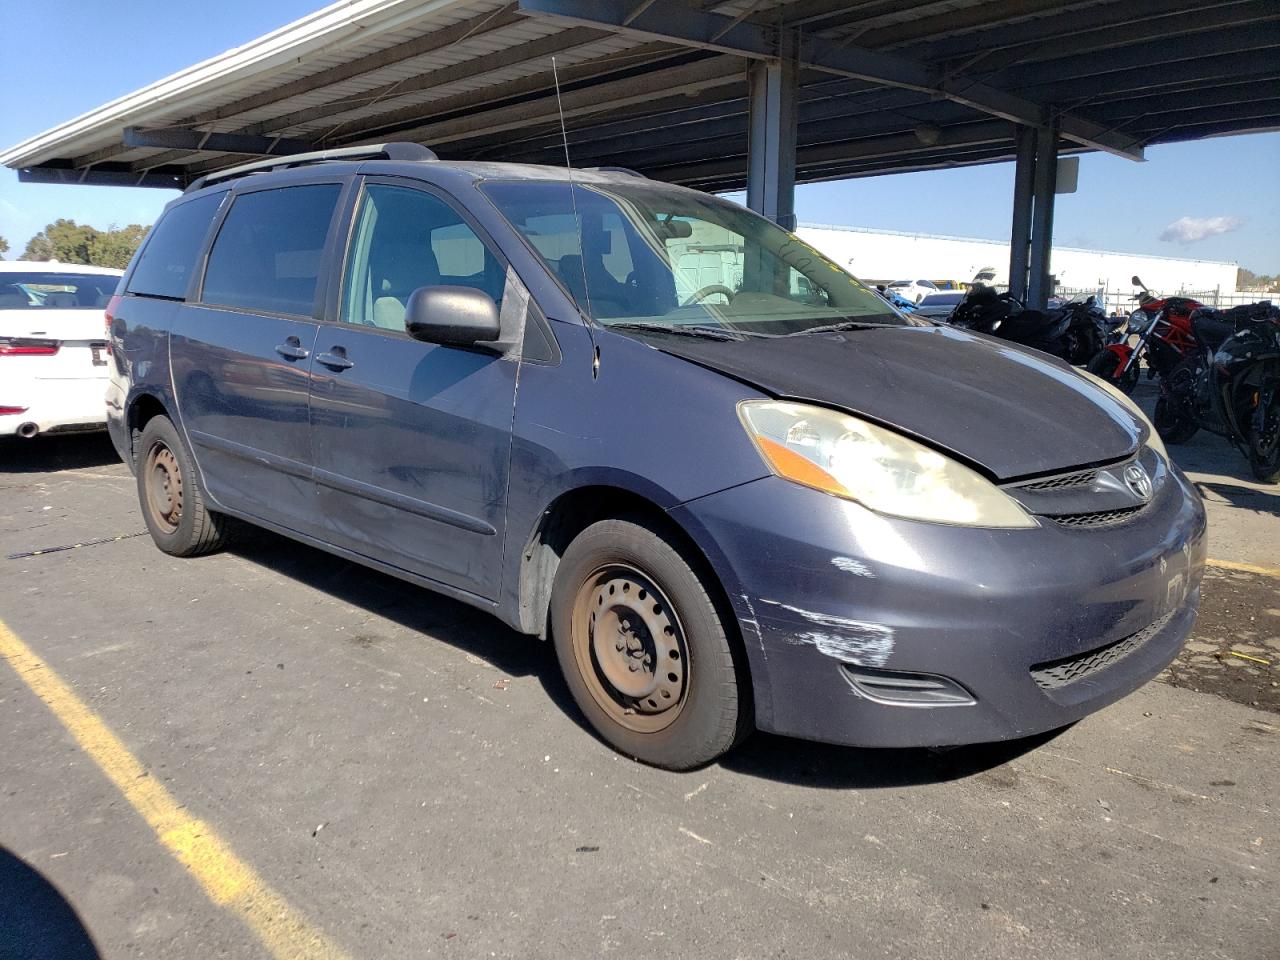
[570,563,689,734]
[144,441,183,534]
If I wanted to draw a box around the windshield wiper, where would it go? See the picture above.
[783,320,895,337]
[606,321,763,341]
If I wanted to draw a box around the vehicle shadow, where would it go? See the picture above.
[225,526,572,707]
[719,725,1073,789]
[0,846,101,960]
[0,434,120,474]
[1195,480,1280,516]
[230,524,1070,789]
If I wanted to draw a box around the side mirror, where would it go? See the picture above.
[404,286,501,347]
[1131,275,1144,288]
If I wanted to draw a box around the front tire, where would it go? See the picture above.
[1086,348,1139,394]
[1153,395,1199,444]
[1246,377,1280,483]
[550,518,751,770]
[135,415,228,556]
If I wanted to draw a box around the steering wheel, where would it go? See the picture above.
[683,284,735,306]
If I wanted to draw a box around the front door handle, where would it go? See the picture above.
[316,347,354,371]
[274,337,309,361]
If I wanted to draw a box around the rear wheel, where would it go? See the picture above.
[135,415,228,556]
[1246,375,1280,483]
[1086,348,1139,394]
[550,518,750,770]
[1153,395,1199,444]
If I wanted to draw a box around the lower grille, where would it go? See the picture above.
[1030,611,1176,690]
[1049,506,1144,528]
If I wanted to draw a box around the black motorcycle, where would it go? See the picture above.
[1154,300,1280,483]
[948,287,1103,364]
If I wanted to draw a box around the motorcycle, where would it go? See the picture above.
[947,286,1103,364]
[1086,276,1202,394]
[1153,300,1280,483]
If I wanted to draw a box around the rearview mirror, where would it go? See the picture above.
[655,218,693,240]
[1131,275,1144,288]
[404,286,501,347]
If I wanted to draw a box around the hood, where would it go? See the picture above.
[640,324,1142,480]
[0,308,107,342]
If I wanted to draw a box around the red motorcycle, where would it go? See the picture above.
[1086,276,1203,394]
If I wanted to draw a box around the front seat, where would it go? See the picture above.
[372,240,441,330]
[557,254,632,318]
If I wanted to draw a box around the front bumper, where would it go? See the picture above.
[1,376,110,436]
[671,459,1206,748]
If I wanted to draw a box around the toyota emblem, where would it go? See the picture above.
[1123,463,1152,502]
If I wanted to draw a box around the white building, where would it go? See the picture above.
[797,223,1240,309]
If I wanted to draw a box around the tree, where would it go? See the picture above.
[20,219,150,268]
[87,224,149,269]
[0,234,9,259]
[22,219,98,263]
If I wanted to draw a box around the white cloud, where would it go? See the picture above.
[1158,215,1243,244]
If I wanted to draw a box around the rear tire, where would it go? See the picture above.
[1153,395,1199,444]
[135,415,228,556]
[550,518,751,770]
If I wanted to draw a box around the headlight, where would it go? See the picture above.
[738,401,1036,528]
[1126,309,1149,334]
[1076,369,1168,462]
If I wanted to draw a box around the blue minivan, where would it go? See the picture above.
[106,144,1205,769]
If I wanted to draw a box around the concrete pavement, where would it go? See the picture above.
[0,431,1275,960]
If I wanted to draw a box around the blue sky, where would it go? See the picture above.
[2,0,1278,271]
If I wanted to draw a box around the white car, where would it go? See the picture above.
[885,279,940,304]
[1,261,122,438]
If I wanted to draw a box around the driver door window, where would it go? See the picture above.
[341,184,504,331]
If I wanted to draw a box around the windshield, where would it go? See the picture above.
[481,180,923,336]
[0,272,118,310]
[920,293,964,306]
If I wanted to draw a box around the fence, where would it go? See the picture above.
[1057,287,1274,316]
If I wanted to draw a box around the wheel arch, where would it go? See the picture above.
[513,484,742,653]
[125,391,171,467]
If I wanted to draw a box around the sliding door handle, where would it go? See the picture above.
[316,348,354,371]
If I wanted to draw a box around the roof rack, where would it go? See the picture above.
[186,142,435,192]
[582,165,648,179]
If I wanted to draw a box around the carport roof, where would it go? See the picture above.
[3,0,1279,191]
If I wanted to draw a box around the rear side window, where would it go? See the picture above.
[201,184,341,316]
[127,192,223,299]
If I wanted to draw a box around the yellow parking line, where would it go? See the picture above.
[1207,558,1280,579]
[0,619,351,960]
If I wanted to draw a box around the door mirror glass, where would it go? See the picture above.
[404,286,501,346]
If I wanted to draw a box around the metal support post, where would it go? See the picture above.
[1027,119,1059,310]
[746,30,798,230]
[1008,125,1036,302]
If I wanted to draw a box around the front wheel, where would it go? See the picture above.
[550,518,751,770]
[1086,348,1139,394]
[1246,376,1280,483]
[1153,395,1199,444]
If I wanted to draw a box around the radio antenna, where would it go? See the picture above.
[551,56,599,372]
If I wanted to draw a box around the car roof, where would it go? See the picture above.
[0,260,123,276]
[189,155,699,198]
